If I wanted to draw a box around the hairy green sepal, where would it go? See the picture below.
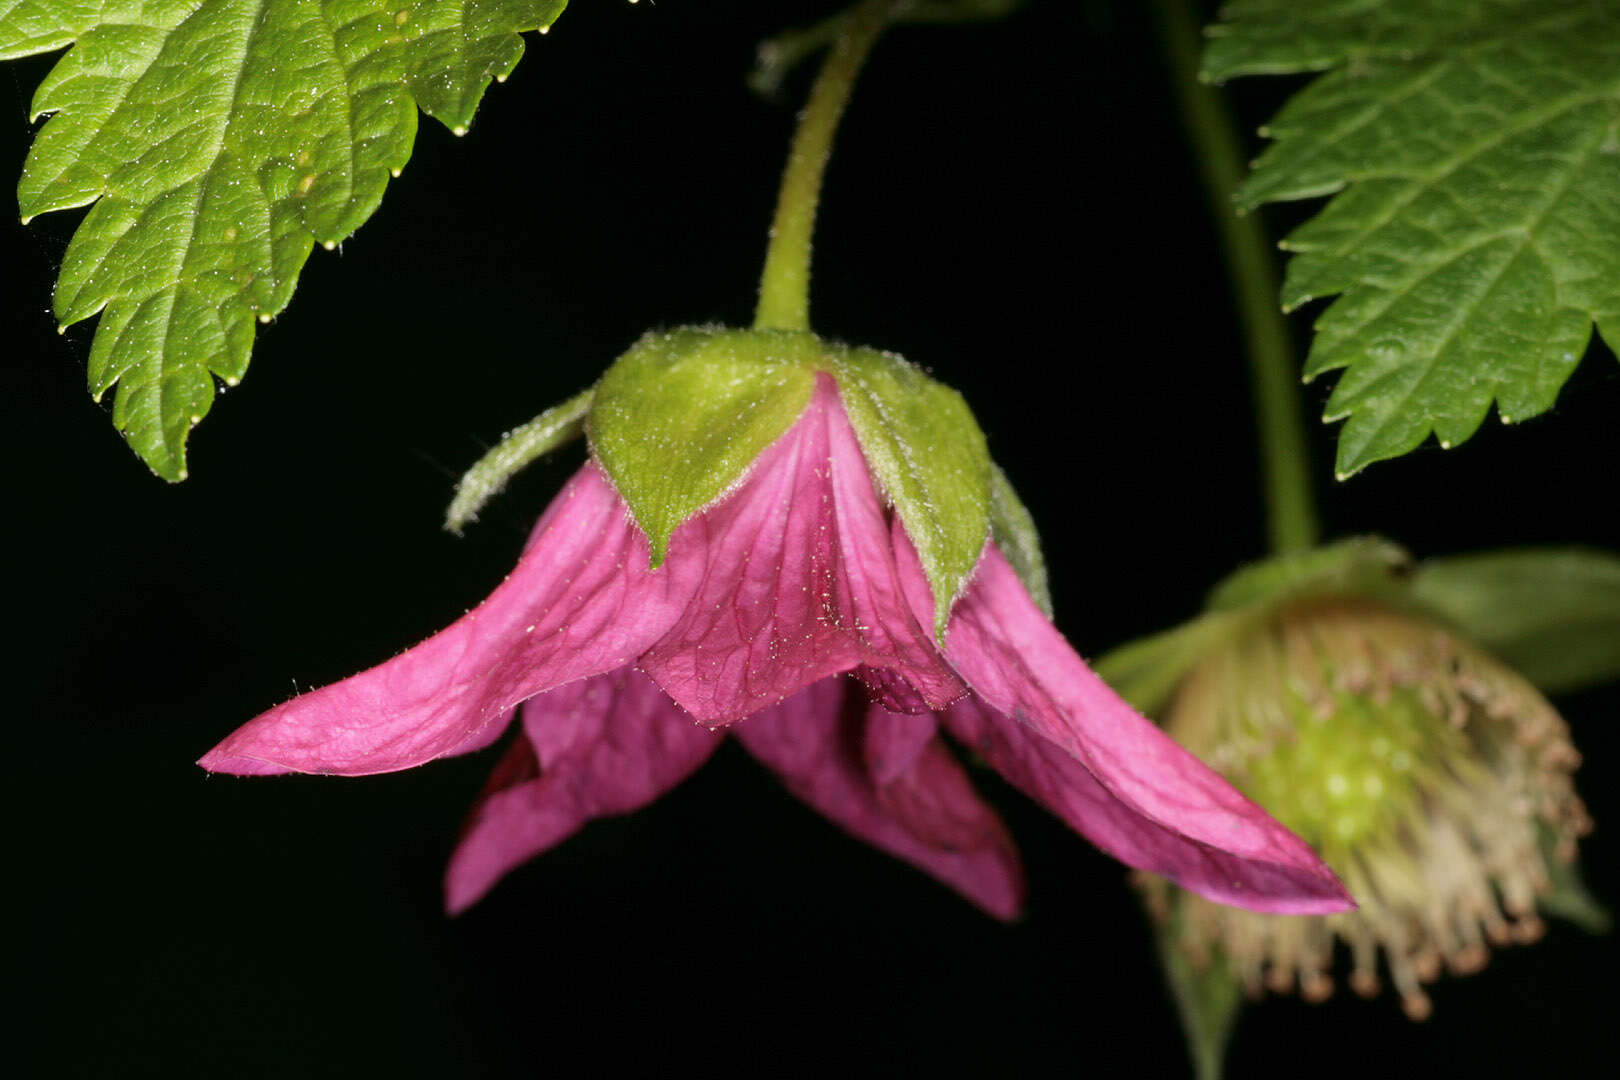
[1410,548,1620,696]
[1155,900,1242,1080]
[445,387,593,534]
[1203,0,1620,477]
[1096,537,1620,709]
[1536,822,1612,935]
[587,327,820,566]
[586,325,994,637]
[987,463,1051,619]
[1095,539,1408,714]
[826,346,990,637]
[1092,613,1239,717]
[2,0,570,479]
[1204,536,1410,612]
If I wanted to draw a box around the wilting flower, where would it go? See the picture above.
[203,361,1350,919]
[1121,546,1600,1024]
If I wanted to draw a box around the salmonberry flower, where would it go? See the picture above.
[202,328,1351,919]
[1142,596,1592,1017]
[1098,538,1615,1071]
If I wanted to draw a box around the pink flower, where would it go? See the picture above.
[201,376,1351,919]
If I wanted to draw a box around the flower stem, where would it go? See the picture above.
[1154,0,1319,554]
[754,0,898,332]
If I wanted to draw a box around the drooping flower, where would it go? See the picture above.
[201,329,1351,919]
[1101,539,1613,1043]
[444,665,1024,917]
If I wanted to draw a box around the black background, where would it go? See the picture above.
[5,1,1616,1076]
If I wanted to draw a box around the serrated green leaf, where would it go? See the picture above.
[987,462,1051,619]
[586,327,819,566]
[1409,547,1620,695]
[445,386,592,535]
[1154,899,1243,1080]
[1203,0,1620,477]
[829,346,991,639]
[3,0,569,479]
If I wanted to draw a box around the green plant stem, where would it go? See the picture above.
[749,1,1025,98]
[754,0,898,332]
[1155,0,1319,554]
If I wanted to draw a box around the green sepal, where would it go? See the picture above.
[1204,536,1412,612]
[1536,823,1612,935]
[585,325,993,637]
[1096,537,1620,724]
[1409,548,1620,696]
[1096,538,1411,713]
[587,327,819,566]
[1154,899,1243,1080]
[445,387,594,534]
[1092,612,1239,717]
[987,463,1052,619]
[827,346,990,639]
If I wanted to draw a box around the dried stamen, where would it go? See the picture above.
[1144,599,1590,1018]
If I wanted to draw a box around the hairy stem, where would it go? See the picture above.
[1155,0,1319,554]
[754,0,898,332]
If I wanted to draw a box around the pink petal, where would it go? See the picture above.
[445,708,515,758]
[200,467,702,776]
[444,668,720,914]
[854,663,935,714]
[862,705,936,784]
[734,677,1024,920]
[640,376,963,726]
[863,705,1018,855]
[905,534,1351,915]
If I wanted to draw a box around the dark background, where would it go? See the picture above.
[5,1,1616,1076]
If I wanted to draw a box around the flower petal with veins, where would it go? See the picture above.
[445,668,720,914]
[203,371,1350,920]
[903,534,1350,915]
[200,468,701,776]
[735,678,1024,920]
[641,376,963,724]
